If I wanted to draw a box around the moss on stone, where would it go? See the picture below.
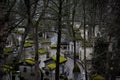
[47,56,67,70]
[38,49,48,55]
[47,63,56,70]
[81,41,93,47]
[24,42,33,48]
[19,58,40,66]
[52,56,67,63]
[50,45,57,49]
[25,58,35,65]
[25,40,34,44]
[41,39,51,44]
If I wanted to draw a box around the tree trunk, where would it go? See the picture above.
[17,0,31,61]
[34,26,40,80]
[55,0,62,80]
[71,0,78,67]
[83,0,88,80]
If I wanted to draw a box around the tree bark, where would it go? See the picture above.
[17,0,31,61]
[55,0,62,80]
[83,0,88,80]
[33,1,49,80]
[71,0,78,65]
[34,25,40,80]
